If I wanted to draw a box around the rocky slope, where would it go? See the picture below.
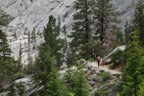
[58,61,122,96]
[0,0,140,64]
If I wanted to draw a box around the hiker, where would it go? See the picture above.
[96,54,101,67]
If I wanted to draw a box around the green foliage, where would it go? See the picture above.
[7,83,16,96]
[76,59,85,69]
[95,89,108,96]
[124,21,133,45]
[68,92,75,96]
[69,0,92,60]
[65,70,90,96]
[0,30,18,90]
[110,50,125,69]
[136,56,144,96]
[24,63,35,74]
[92,0,120,54]
[133,0,144,46]
[0,30,12,61]
[17,41,23,70]
[34,15,69,96]
[118,27,144,96]
[35,66,69,96]
[116,30,124,45]
[118,2,144,95]
[13,72,26,80]
[0,9,12,26]
[92,0,112,41]
[34,44,68,96]
[31,28,36,43]
[79,39,104,59]
[43,15,63,65]
[89,39,104,56]
[100,72,110,82]
[15,82,26,96]
[69,0,120,60]
[35,45,57,84]
[138,81,144,95]
[7,82,26,96]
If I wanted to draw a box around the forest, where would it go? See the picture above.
[0,0,144,96]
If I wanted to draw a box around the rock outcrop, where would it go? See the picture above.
[0,0,141,64]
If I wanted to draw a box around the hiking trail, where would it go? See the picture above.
[88,62,122,75]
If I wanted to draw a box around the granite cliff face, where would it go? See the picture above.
[0,0,139,64]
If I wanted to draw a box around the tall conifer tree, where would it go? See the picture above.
[118,29,143,96]
[92,0,119,54]
[133,0,144,46]
[0,30,17,90]
[65,70,90,96]
[43,15,63,63]
[118,1,144,95]
[69,0,92,59]
[34,15,68,96]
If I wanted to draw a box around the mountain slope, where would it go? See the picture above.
[0,0,140,64]
[0,0,138,33]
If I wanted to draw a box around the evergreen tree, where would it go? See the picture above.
[137,56,144,96]
[43,15,63,65]
[35,45,68,96]
[34,15,68,96]
[27,31,31,63]
[0,30,17,90]
[7,84,16,96]
[124,21,130,44]
[0,30,11,62]
[118,2,144,96]
[31,28,36,43]
[69,0,92,59]
[65,70,90,96]
[133,0,144,46]
[118,29,143,96]
[92,0,119,54]
[19,41,22,64]
[92,0,114,40]
[0,9,11,26]
[16,41,23,72]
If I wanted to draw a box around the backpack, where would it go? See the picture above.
[96,56,101,62]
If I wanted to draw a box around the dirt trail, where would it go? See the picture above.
[88,62,122,74]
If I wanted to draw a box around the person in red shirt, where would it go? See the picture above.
[96,54,101,67]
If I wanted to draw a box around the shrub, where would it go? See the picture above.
[13,72,26,80]
[100,72,110,82]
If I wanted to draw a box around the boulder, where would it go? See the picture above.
[60,63,67,70]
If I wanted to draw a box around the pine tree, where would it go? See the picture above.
[118,29,143,96]
[137,56,144,96]
[0,9,11,26]
[124,21,130,44]
[35,49,68,96]
[43,15,63,64]
[34,15,68,96]
[16,41,23,71]
[0,30,17,90]
[65,70,90,96]
[31,28,36,43]
[0,30,11,62]
[69,0,92,59]
[19,41,22,63]
[133,0,144,46]
[92,0,119,54]
[118,2,144,95]
[92,0,114,40]
[27,31,31,63]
